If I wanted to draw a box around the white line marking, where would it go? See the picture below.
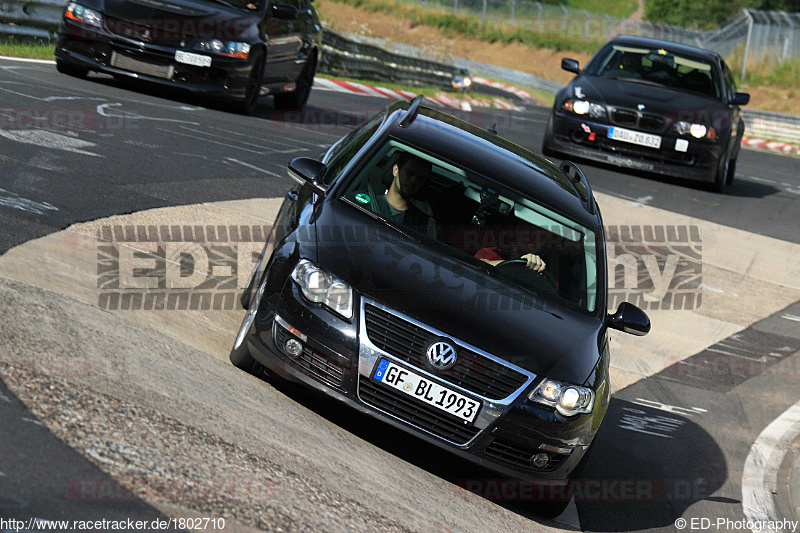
[0,470,6,476]
[225,158,283,178]
[96,103,199,125]
[21,417,42,426]
[748,176,777,184]
[632,398,708,416]
[742,399,800,533]
[0,130,101,157]
[0,391,10,402]
[782,314,800,323]
[0,187,59,215]
[0,56,56,64]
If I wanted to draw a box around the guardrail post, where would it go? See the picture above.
[742,9,754,80]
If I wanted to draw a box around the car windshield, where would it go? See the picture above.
[340,139,599,313]
[586,44,721,99]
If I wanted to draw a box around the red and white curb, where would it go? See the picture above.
[313,78,523,111]
[741,136,800,156]
[472,76,536,103]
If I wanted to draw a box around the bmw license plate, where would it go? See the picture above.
[608,126,662,149]
[175,51,212,68]
[372,359,480,423]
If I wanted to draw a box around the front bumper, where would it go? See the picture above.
[545,112,723,183]
[55,21,251,99]
[244,278,602,483]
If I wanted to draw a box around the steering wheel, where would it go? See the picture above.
[496,258,556,286]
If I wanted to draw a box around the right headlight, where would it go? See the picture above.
[65,2,102,28]
[563,99,606,119]
[290,259,353,319]
[528,378,595,417]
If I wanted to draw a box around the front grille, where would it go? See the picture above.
[364,304,528,400]
[484,438,565,472]
[611,108,637,126]
[110,52,173,79]
[274,324,345,389]
[639,114,666,132]
[358,377,481,445]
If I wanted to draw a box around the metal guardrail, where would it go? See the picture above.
[319,28,453,88]
[0,0,62,37]
[742,110,800,144]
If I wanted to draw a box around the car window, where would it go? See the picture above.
[322,112,385,185]
[721,61,737,101]
[588,45,721,99]
[339,139,599,313]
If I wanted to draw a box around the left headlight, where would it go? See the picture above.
[194,40,250,59]
[291,259,353,319]
[65,2,102,28]
[675,121,716,139]
[528,378,595,417]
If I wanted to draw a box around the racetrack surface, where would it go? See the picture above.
[1,57,800,532]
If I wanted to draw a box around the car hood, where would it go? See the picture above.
[315,203,603,385]
[568,75,726,117]
[99,0,253,27]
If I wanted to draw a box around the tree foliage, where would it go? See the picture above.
[646,0,800,29]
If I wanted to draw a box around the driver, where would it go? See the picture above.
[475,247,546,272]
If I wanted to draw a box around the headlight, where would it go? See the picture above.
[463,77,472,86]
[675,121,715,139]
[563,100,606,119]
[528,378,595,416]
[291,260,353,319]
[65,2,102,27]
[195,40,250,59]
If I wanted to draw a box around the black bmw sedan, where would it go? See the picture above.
[542,35,750,192]
[231,97,650,515]
[54,0,321,113]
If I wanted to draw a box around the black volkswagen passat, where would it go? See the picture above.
[54,0,321,113]
[542,35,749,192]
[231,97,650,515]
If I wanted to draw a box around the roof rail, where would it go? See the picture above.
[399,95,425,128]
[559,160,596,215]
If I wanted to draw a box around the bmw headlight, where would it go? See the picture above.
[564,100,606,119]
[291,260,353,319]
[675,121,715,139]
[195,40,250,59]
[65,2,102,28]
[528,378,595,416]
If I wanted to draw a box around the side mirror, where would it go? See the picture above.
[730,92,750,106]
[607,302,650,336]
[270,3,297,19]
[561,58,581,75]
[288,157,328,195]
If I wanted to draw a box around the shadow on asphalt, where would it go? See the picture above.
[260,372,727,530]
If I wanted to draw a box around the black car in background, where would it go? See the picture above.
[230,97,651,516]
[542,35,750,192]
[55,0,321,113]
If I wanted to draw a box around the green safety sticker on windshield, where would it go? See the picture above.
[355,193,371,204]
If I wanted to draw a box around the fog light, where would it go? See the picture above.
[532,452,550,469]
[285,338,303,358]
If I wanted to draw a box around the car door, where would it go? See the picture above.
[721,60,744,151]
[260,0,301,84]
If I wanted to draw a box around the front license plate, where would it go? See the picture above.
[175,51,212,68]
[608,126,662,149]
[372,359,480,422]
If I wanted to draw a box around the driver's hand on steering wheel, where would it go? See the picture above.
[522,253,546,272]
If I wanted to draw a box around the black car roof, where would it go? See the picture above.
[609,35,721,63]
[382,102,601,230]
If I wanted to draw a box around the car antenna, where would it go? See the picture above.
[399,95,425,128]
[487,123,498,135]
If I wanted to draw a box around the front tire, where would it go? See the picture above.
[541,114,558,157]
[274,54,316,110]
[726,157,737,185]
[236,51,265,115]
[710,152,729,193]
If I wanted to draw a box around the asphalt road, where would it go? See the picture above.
[1,57,799,532]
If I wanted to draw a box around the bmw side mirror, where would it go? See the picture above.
[730,92,750,106]
[562,58,581,75]
[270,3,297,19]
[288,157,328,195]
[607,302,650,336]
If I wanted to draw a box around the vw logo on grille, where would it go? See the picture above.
[426,340,457,370]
